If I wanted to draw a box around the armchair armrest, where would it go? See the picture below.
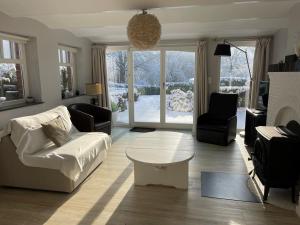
[197,113,210,125]
[69,108,94,132]
[90,105,112,122]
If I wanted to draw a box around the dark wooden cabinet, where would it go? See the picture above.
[244,108,267,147]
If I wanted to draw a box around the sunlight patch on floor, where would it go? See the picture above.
[229,220,242,225]
[91,172,134,225]
[43,164,134,225]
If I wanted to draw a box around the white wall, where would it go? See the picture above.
[270,3,300,58]
[267,72,300,126]
[287,3,300,55]
[0,12,92,128]
[270,29,288,64]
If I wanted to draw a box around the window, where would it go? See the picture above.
[0,33,28,105]
[219,42,255,129]
[58,46,77,99]
[106,49,129,124]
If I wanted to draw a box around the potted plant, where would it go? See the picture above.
[111,101,118,124]
[26,96,35,103]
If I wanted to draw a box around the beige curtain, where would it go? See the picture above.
[249,38,271,108]
[193,40,208,134]
[92,46,109,107]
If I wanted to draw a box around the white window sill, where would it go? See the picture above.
[0,101,44,112]
[62,94,86,100]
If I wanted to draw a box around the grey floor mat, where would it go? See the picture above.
[201,171,260,203]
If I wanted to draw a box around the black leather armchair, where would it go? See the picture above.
[197,93,238,146]
[68,103,112,135]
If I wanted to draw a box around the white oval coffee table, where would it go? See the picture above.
[126,148,194,189]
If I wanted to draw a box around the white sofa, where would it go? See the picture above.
[0,106,111,192]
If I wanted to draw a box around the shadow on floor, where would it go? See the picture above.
[77,164,133,225]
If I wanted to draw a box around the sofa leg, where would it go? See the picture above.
[263,186,269,202]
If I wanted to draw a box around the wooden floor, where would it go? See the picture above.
[0,128,299,225]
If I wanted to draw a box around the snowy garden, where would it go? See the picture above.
[108,81,194,124]
[0,63,21,102]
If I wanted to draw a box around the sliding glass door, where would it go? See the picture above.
[165,50,195,124]
[133,51,160,123]
[106,47,196,128]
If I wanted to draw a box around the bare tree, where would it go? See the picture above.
[114,51,128,83]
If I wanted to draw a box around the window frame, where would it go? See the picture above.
[218,40,256,129]
[218,41,256,91]
[58,45,78,98]
[0,32,29,107]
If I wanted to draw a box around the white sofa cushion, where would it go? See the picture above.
[10,106,72,154]
[22,132,112,180]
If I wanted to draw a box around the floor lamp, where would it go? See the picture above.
[214,40,253,136]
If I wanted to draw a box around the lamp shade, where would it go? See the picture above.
[86,83,102,96]
[214,43,231,56]
[127,10,161,50]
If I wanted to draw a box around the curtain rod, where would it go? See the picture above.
[93,36,273,49]
[93,36,272,47]
[214,35,273,42]
[93,41,200,49]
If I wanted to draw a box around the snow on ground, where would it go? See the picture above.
[115,95,193,124]
[114,95,246,129]
[134,95,161,123]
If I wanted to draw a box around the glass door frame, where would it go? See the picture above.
[106,45,197,129]
[106,46,130,127]
[128,46,197,129]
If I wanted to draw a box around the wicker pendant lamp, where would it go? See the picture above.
[127,9,161,50]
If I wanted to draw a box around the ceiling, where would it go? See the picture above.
[0,0,299,43]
